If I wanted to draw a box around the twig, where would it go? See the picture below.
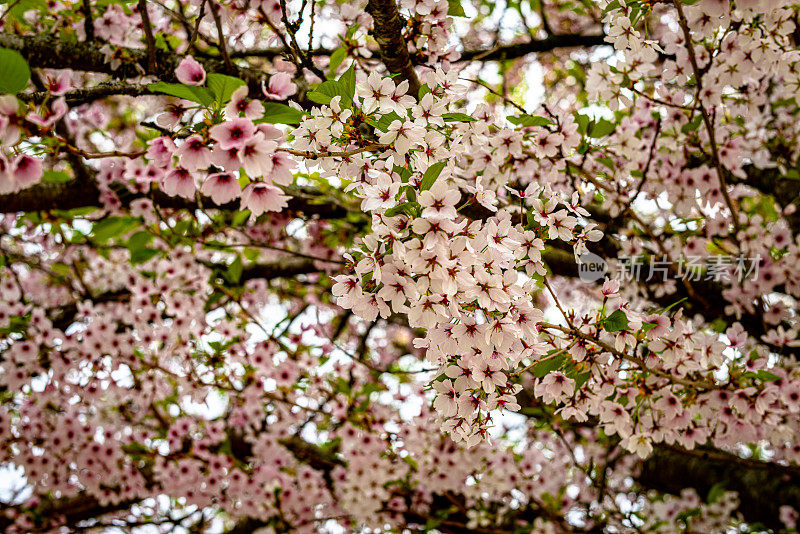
[82,0,95,41]
[138,0,157,72]
[209,0,232,73]
[188,0,207,52]
[672,0,740,237]
[61,144,147,160]
[277,143,390,160]
[0,0,24,24]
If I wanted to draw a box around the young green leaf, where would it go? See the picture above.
[420,162,446,191]
[447,0,466,16]
[589,118,616,138]
[226,255,243,284]
[148,82,214,106]
[206,73,246,105]
[337,65,356,105]
[384,201,419,218]
[260,102,305,125]
[603,309,630,332]
[0,47,31,94]
[533,353,568,378]
[508,114,553,127]
[92,217,141,243]
[328,48,347,76]
[443,112,476,122]
[42,170,72,183]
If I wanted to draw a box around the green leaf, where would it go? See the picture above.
[148,81,214,106]
[130,248,160,265]
[420,162,446,191]
[337,65,356,104]
[232,210,251,226]
[328,47,347,76]
[126,230,153,251]
[575,113,590,135]
[41,170,71,183]
[681,114,703,134]
[508,114,553,127]
[756,370,781,382]
[447,0,466,16]
[442,112,476,122]
[418,84,431,99]
[226,255,243,284]
[656,297,687,315]
[602,0,621,16]
[50,262,71,276]
[603,309,630,332]
[0,47,31,94]
[588,118,616,138]
[308,84,338,106]
[597,156,615,170]
[384,201,418,218]
[369,111,401,133]
[260,102,305,125]
[774,97,797,109]
[707,482,726,504]
[572,370,592,389]
[53,206,99,218]
[533,353,568,378]
[309,66,356,108]
[206,73,245,105]
[92,217,140,243]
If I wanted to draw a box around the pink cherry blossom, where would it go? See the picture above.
[263,72,297,100]
[200,171,240,204]
[175,135,212,172]
[209,118,256,150]
[161,168,196,198]
[175,56,206,85]
[240,181,289,216]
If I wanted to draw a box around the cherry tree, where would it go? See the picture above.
[1,0,800,531]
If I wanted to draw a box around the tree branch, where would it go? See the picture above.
[0,178,351,220]
[0,32,268,98]
[365,0,420,97]
[458,33,607,62]
[640,444,800,530]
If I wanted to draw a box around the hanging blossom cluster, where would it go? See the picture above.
[310,69,605,445]
[285,0,800,462]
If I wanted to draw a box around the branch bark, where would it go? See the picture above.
[458,33,608,62]
[365,0,420,98]
[0,178,350,220]
[0,32,269,98]
[640,444,800,530]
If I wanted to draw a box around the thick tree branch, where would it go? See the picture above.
[640,444,800,530]
[0,32,269,98]
[365,0,420,97]
[0,178,350,220]
[15,83,155,105]
[457,33,608,62]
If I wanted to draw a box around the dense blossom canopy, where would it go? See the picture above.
[1,0,800,531]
